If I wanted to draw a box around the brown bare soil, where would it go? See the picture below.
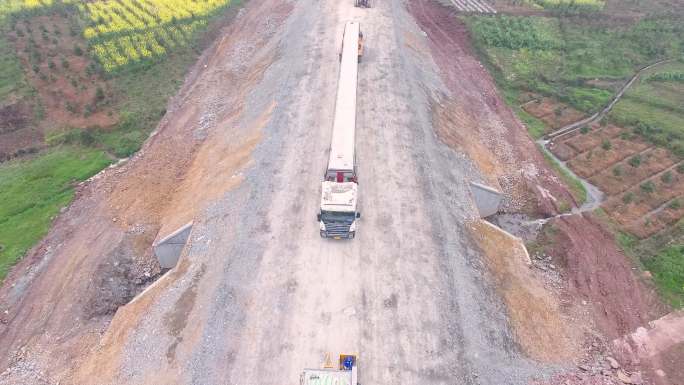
[468,220,582,363]
[0,2,291,382]
[2,14,116,160]
[604,169,684,227]
[567,138,653,179]
[590,148,678,195]
[523,96,587,130]
[627,199,684,239]
[550,141,579,161]
[545,214,666,339]
[0,102,42,160]
[0,102,29,134]
[562,125,634,154]
[411,0,576,216]
[432,99,502,186]
[548,124,625,161]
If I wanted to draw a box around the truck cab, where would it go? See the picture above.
[318,181,360,239]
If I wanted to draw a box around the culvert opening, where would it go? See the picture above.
[82,223,177,319]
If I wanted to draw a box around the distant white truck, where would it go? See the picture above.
[301,354,358,385]
[318,21,363,240]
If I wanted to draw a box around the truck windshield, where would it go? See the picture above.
[321,210,355,223]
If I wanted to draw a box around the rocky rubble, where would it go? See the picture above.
[534,355,646,385]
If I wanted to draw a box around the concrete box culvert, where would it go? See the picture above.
[153,222,193,269]
[470,181,502,218]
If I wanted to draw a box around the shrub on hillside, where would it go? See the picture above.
[613,165,622,177]
[602,139,612,150]
[640,181,655,193]
[95,87,105,103]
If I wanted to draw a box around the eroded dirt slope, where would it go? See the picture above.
[0,1,293,382]
[409,0,576,216]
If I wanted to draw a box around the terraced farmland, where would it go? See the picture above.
[549,124,684,240]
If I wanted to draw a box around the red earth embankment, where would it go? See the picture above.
[410,0,576,216]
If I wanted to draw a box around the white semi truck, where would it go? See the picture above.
[318,21,363,240]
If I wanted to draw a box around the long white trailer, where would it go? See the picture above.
[326,21,361,183]
[319,21,363,239]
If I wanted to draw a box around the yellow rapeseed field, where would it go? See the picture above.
[2,0,231,72]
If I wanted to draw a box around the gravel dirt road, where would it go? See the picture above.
[1,0,594,384]
[76,1,541,383]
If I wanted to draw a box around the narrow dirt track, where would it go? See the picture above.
[2,1,568,384]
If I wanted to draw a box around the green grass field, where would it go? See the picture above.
[610,61,684,157]
[0,147,111,280]
[465,15,684,116]
[644,242,684,309]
